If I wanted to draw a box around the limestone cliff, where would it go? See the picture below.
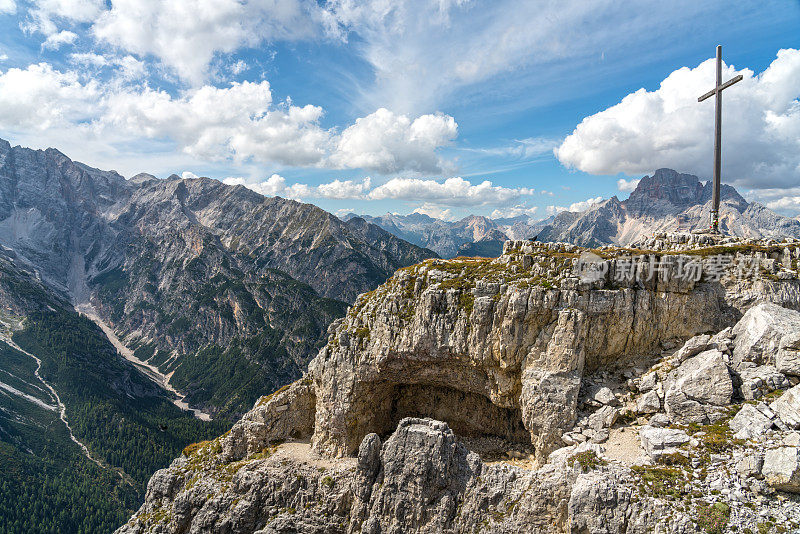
[119,236,800,533]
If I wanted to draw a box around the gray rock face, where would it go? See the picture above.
[737,364,792,401]
[636,390,661,414]
[117,416,709,534]
[349,418,481,533]
[778,331,800,376]
[732,302,800,369]
[639,426,691,460]
[536,169,800,247]
[763,447,800,493]
[220,379,316,462]
[729,403,775,440]
[771,385,800,430]
[664,349,733,424]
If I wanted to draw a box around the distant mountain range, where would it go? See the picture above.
[0,138,434,530]
[536,168,800,246]
[348,168,800,255]
[343,212,547,258]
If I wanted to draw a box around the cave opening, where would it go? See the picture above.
[368,383,530,447]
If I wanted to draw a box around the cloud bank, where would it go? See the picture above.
[556,49,800,191]
[0,63,456,173]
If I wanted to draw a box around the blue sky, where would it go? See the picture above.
[0,1,799,220]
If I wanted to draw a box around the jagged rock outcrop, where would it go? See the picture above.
[120,236,800,533]
[309,238,800,460]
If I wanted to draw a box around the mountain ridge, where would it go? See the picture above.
[537,168,800,246]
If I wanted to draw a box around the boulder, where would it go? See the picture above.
[664,349,733,424]
[639,371,658,392]
[735,452,764,478]
[590,386,620,406]
[639,426,690,460]
[350,418,482,533]
[636,390,661,414]
[728,403,774,440]
[731,302,800,369]
[763,446,800,493]
[737,364,792,401]
[648,413,670,428]
[588,405,619,430]
[778,331,800,376]
[770,384,800,430]
[674,334,712,363]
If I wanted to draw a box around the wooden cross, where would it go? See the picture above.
[698,45,742,234]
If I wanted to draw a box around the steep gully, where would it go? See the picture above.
[69,247,212,422]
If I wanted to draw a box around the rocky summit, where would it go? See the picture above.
[537,169,800,247]
[120,234,800,533]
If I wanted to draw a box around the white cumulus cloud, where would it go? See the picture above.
[412,203,455,221]
[0,0,16,15]
[0,63,456,174]
[25,0,104,36]
[0,63,100,131]
[555,49,800,191]
[92,0,324,84]
[368,176,532,206]
[42,30,78,50]
[330,108,457,174]
[617,178,640,192]
[546,196,604,215]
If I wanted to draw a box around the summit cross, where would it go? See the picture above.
[698,45,742,234]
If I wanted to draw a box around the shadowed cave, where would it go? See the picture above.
[361,383,530,447]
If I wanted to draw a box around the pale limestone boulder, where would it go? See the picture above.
[737,364,791,400]
[590,385,620,406]
[636,390,661,414]
[770,384,800,429]
[639,426,690,460]
[732,302,800,368]
[728,403,774,440]
[674,334,712,363]
[763,446,800,492]
[736,452,764,478]
[588,405,619,431]
[664,349,733,424]
[778,331,800,376]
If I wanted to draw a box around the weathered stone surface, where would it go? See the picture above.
[349,418,481,533]
[588,405,619,431]
[729,403,774,440]
[771,384,800,430]
[636,390,661,414]
[308,249,744,461]
[664,349,733,424]
[732,302,800,369]
[737,364,792,401]
[778,331,800,376]
[590,386,620,406]
[220,379,316,461]
[639,426,690,460]
[674,334,712,363]
[763,446,800,492]
[736,452,764,478]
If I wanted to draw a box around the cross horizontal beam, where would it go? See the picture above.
[698,74,743,102]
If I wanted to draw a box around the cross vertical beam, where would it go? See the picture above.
[698,45,742,234]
